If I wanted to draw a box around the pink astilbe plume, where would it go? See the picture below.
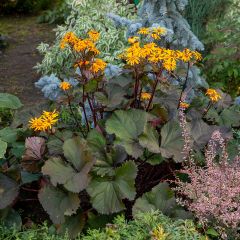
[176,129,240,238]
[178,106,192,162]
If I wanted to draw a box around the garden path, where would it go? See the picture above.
[0,16,55,106]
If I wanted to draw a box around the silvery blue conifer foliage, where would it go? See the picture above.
[35,65,122,101]
[35,74,78,101]
[109,0,204,51]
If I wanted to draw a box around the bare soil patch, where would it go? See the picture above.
[0,16,55,106]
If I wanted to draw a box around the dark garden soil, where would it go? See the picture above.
[0,15,55,106]
[15,182,50,225]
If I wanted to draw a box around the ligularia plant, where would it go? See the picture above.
[2,26,240,237]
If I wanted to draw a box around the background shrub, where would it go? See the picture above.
[37,0,71,24]
[0,0,55,14]
[201,0,240,97]
[185,0,232,39]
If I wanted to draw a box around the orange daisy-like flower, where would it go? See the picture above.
[151,33,161,40]
[163,58,177,71]
[141,92,151,100]
[90,58,107,73]
[60,32,78,49]
[152,27,167,36]
[137,28,149,35]
[193,51,202,61]
[128,36,139,44]
[29,117,45,132]
[180,48,193,62]
[206,89,222,102]
[29,110,59,132]
[60,82,71,91]
[88,30,100,42]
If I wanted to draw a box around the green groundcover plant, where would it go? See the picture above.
[185,0,231,39]
[1,27,240,239]
[0,211,207,239]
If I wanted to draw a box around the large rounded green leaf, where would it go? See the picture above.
[132,182,176,217]
[215,91,232,110]
[63,137,94,171]
[88,130,127,177]
[87,129,106,154]
[218,106,240,127]
[190,119,213,148]
[109,73,133,88]
[87,161,137,214]
[38,185,80,224]
[58,212,86,238]
[160,120,184,162]
[105,84,126,110]
[42,156,93,193]
[106,109,148,158]
[106,109,148,140]
[139,124,161,153]
[47,130,73,155]
[42,157,76,185]
[0,174,19,209]
[0,93,23,109]
[0,127,18,143]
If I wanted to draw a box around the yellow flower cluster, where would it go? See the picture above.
[60,32,77,49]
[60,31,107,74]
[138,27,167,40]
[60,82,71,91]
[141,92,151,100]
[60,31,99,54]
[206,89,222,102]
[120,40,202,71]
[29,110,59,132]
[128,36,140,44]
[179,48,202,62]
[120,27,202,71]
[90,58,107,73]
